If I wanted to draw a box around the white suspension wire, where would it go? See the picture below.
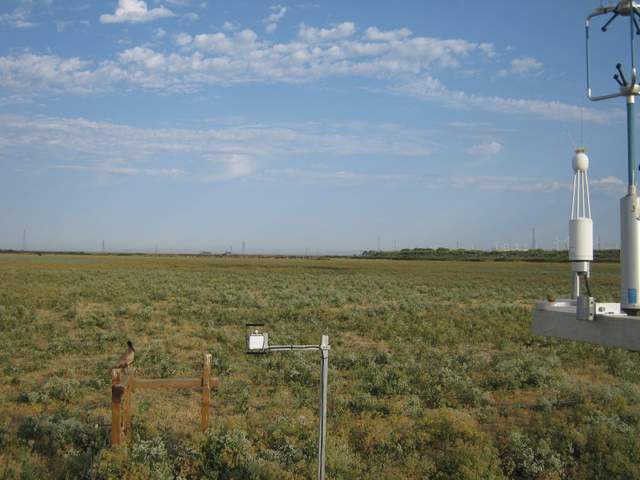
[581,172,586,218]
[571,174,577,219]
[577,173,582,218]
[580,172,587,218]
[585,171,591,218]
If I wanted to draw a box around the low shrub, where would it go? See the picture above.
[362,365,409,397]
[200,428,260,479]
[484,351,560,391]
[43,376,80,402]
[17,413,107,477]
[129,436,173,480]
[137,342,176,378]
[501,431,564,479]
[17,376,80,404]
[417,409,505,479]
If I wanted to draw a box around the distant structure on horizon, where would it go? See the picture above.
[531,227,536,250]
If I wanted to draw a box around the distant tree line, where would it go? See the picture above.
[360,248,620,262]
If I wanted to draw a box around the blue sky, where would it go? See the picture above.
[0,0,635,253]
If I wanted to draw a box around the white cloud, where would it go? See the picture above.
[479,43,496,58]
[3,114,619,193]
[100,0,174,24]
[466,141,503,156]
[268,168,410,184]
[591,175,625,195]
[499,56,543,77]
[0,115,432,181]
[444,175,567,193]
[173,32,192,46]
[182,12,199,22]
[298,22,356,42]
[442,174,625,195]
[393,76,612,123]
[153,27,167,39]
[0,53,97,94]
[365,26,411,42]
[204,153,255,180]
[192,32,234,53]
[55,20,74,32]
[266,169,573,193]
[0,9,37,28]
[448,121,491,128]
[0,21,597,124]
[221,20,237,31]
[0,23,493,93]
[263,5,287,33]
[55,165,185,177]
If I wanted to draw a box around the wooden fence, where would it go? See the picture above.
[111,353,219,446]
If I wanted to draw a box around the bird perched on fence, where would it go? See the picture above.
[114,340,136,374]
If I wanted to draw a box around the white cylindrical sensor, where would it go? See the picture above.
[569,218,593,263]
[621,193,640,311]
[573,150,589,172]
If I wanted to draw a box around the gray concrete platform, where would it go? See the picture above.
[532,300,640,351]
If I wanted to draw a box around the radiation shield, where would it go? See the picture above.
[245,323,269,353]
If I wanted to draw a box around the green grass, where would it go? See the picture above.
[0,253,639,479]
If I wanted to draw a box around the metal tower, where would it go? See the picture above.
[586,0,640,311]
[532,1,640,351]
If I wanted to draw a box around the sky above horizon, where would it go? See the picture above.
[0,0,636,253]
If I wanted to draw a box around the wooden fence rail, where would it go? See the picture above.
[111,353,219,446]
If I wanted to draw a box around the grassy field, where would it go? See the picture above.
[1,253,639,479]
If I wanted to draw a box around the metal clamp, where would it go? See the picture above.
[577,295,595,321]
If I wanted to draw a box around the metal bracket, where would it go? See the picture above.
[577,295,595,321]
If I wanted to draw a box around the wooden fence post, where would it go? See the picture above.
[112,352,218,447]
[111,369,124,446]
[201,353,211,431]
[124,369,134,442]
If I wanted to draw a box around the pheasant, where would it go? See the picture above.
[113,340,136,374]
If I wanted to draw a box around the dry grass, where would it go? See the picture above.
[0,253,638,479]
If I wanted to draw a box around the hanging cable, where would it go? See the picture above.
[583,273,593,297]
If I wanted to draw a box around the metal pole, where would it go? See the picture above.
[250,332,331,479]
[317,335,329,480]
[629,0,637,190]
[630,1,636,75]
[628,97,637,190]
[572,271,580,299]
